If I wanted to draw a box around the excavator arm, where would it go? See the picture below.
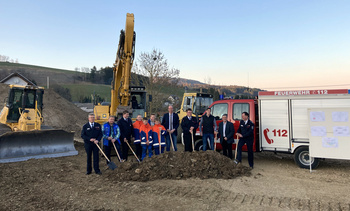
[110,13,136,116]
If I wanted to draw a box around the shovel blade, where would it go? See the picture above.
[108,161,118,170]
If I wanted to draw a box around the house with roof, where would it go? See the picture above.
[0,72,36,86]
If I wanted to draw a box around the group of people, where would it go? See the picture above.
[81,105,180,175]
[181,107,254,169]
[81,105,254,175]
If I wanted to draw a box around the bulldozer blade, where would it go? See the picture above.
[0,129,78,163]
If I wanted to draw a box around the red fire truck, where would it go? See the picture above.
[191,89,350,169]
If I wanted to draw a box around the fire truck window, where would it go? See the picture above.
[233,103,250,120]
[211,103,228,120]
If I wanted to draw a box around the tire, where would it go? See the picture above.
[194,139,203,151]
[294,146,320,169]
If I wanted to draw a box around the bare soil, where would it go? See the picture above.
[1,84,350,210]
[1,142,350,211]
[108,150,251,182]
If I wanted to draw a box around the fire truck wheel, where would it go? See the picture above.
[294,146,320,169]
[194,139,203,151]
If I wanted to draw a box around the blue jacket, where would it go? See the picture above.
[102,122,121,146]
[161,113,179,134]
[133,120,143,145]
[152,124,167,147]
[140,124,153,145]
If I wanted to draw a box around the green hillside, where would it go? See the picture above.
[0,62,75,74]
[61,84,111,102]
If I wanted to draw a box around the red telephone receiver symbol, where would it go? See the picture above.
[263,128,274,144]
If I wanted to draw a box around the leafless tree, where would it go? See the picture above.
[0,55,10,62]
[132,49,180,114]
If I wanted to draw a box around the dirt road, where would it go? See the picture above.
[1,141,350,211]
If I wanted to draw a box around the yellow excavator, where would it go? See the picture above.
[0,84,77,163]
[94,13,147,123]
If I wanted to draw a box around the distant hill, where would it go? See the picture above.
[0,62,79,85]
[178,78,205,86]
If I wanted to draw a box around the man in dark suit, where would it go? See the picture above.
[117,110,133,161]
[81,113,103,175]
[236,112,255,168]
[218,114,235,159]
[181,108,198,152]
[161,105,179,151]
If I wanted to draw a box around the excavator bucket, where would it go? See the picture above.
[0,129,78,163]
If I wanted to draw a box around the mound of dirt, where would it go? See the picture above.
[43,89,88,139]
[106,151,251,182]
[0,83,87,139]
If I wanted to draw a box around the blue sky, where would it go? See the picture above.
[1,0,350,90]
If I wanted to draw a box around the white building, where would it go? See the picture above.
[0,72,36,86]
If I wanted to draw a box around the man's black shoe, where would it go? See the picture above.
[86,172,91,175]
[95,172,102,175]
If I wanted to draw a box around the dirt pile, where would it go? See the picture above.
[106,150,251,182]
[42,88,88,139]
[0,83,87,139]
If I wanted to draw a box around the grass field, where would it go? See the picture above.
[62,84,111,102]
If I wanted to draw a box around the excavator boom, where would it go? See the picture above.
[110,13,136,116]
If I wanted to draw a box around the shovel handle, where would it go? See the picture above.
[190,131,195,152]
[159,127,162,154]
[234,134,240,160]
[214,133,217,151]
[126,141,140,162]
[112,142,122,162]
[169,132,175,151]
[95,142,110,162]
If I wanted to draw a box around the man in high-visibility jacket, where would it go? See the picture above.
[133,114,143,160]
[152,118,167,155]
[140,117,153,160]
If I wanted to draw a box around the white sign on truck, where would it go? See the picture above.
[258,89,350,168]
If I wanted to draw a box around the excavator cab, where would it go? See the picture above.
[0,85,77,163]
[130,86,147,120]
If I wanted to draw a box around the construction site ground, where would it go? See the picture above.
[1,83,350,210]
[1,142,350,211]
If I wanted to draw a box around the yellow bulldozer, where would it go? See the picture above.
[0,84,77,163]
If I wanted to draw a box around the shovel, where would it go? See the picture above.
[95,143,117,170]
[191,131,195,152]
[158,127,162,154]
[126,141,140,162]
[214,133,217,151]
[169,131,175,151]
[233,134,240,166]
[112,141,122,162]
